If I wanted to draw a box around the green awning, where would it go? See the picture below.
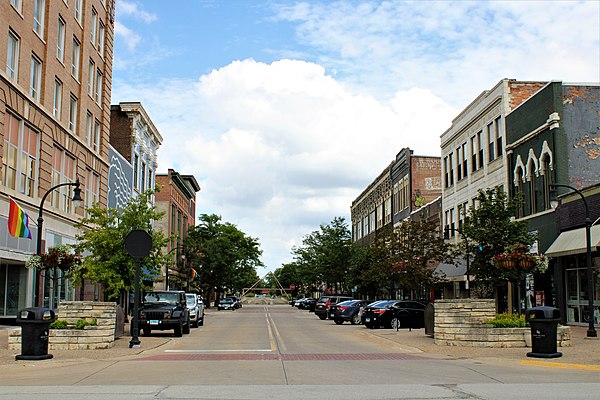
[545,224,600,257]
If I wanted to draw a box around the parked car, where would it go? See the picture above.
[361,300,427,329]
[329,299,371,325]
[185,293,201,328]
[291,298,305,307]
[314,295,353,320]
[217,297,236,311]
[137,290,190,337]
[297,298,316,310]
[196,295,205,326]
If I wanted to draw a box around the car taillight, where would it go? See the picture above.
[338,306,346,311]
[373,309,385,314]
[325,302,332,307]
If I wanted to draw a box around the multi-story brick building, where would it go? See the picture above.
[505,81,600,325]
[155,169,200,290]
[351,148,441,245]
[0,0,114,313]
[440,79,546,300]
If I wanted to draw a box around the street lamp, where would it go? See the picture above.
[165,245,184,290]
[35,179,83,307]
[444,226,470,298]
[549,183,597,338]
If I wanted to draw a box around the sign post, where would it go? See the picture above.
[124,229,152,348]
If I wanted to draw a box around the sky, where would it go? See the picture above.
[111,0,600,275]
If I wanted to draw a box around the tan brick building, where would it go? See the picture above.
[0,0,115,312]
[155,169,200,290]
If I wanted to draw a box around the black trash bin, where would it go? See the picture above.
[424,303,434,337]
[525,306,562,358]
[15,307,56,361]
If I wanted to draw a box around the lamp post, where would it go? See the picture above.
[35,179,83,307]
[165,245,184,290]
[550,183,597,338]
[444,226,470,298]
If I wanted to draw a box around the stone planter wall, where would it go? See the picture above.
[434,299,571,348]
[9,301,117,350]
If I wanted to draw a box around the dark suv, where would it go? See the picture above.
[314,295,353,320]
[137,290,191,337]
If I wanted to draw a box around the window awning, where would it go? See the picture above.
[545,224,600,257]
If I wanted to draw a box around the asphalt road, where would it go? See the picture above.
[0,304,598,399]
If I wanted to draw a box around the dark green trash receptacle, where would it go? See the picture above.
[525,306,562,358]
[15,307,56,361]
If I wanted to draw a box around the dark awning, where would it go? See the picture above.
[545,225,600,257]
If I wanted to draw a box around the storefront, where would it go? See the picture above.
[546,225,600,326]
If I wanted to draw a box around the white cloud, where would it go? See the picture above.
[117,1,158,23]
[113,59,456,271]
[114,21,141,51]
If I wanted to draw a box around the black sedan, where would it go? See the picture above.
[328,300,371,325]
[361,300,427,329]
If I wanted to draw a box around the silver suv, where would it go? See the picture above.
[185,293,201,328]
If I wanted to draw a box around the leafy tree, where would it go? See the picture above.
[72,190,171,300]
[460,187,536,286]
[184,214,263,304]
[291,217,352,294]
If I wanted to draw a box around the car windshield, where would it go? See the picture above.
[318,297,331,303]
[370,300,394,308]
[144,292,179,304]
[186,294,197,306]
[337,300,356,306]
[221,298,233,303]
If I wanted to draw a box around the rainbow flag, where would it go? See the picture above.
[191,268,198,279]
[8,198,32,239]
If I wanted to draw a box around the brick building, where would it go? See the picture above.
[155,169,200,290]
[0,0,114,313]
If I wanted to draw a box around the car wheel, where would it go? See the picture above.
[199,317,204,327]
[351,314,361,325]
[318,314,327,320]
[142,327,151,336]
[390,317,401,330]
[334,319,343,325]
[192,319,199,328]
[183,320,191,334]
[174,323,183,337]
[365,323,374,329]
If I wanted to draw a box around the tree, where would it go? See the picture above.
[460,187,536,286]
[72,190,171,301]
[291,217,352,294]
[184,214,263,304]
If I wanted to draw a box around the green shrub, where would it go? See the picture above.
[485,313,528,328]
[245,292,255,297]
[75,318,98,329]
[50,319,68,329]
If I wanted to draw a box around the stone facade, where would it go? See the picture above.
[9,301,117,350]
[434,299,571,348]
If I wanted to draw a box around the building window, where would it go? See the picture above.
[90,8,98,45]
[30,55,42,102]
[527,160,537,215]
[515,167,525,218]
[540,155,551,211]
[56,16,66,62]
[85,169,99,214]
[133,154,139,190]
[495,117,503,157]
[10,0,22,13]
[74,0,83,24]
[456,147,462,181]
[471,135,477,173]
[93,119,101,152]
[2,112,39,196]
[385,196,392,224]
[6,30,20,82]
[52,147,76,213]
[87,59,95,97]
[376,203,383,229]
[33,0,46,37]
[448,152,454,186]
[461,142,468,178]
[85,112,93,145]
[68,94,78,133]
[98,21,105,58]
[487,122,495,162]
[443,156,449,188]
[71,37,80,79]
[477,130,484,169]
[95,70,103,104]
[53,79,63,119]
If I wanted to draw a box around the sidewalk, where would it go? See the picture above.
[366,325,600,369]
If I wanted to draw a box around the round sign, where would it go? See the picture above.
[124,230,152,259]
[290,284,296,290]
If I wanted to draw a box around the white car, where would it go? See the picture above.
[186,293,201,328]
[196,295,205,326]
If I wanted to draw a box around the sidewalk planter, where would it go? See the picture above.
[434,299,571,348]
[9,301,117,351]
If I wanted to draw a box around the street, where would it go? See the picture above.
[0,304,598,399]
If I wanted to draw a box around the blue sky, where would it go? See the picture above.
[112,0,600,274]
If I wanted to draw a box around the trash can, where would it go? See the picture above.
[424,303,434,337]
[15,307,56,361]
[525,306,562,358]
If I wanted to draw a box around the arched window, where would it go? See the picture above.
[527,158,537,215]
[539,141,554,211]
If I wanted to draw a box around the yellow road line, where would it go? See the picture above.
[265,314,278,352]
[521,359,600,371]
